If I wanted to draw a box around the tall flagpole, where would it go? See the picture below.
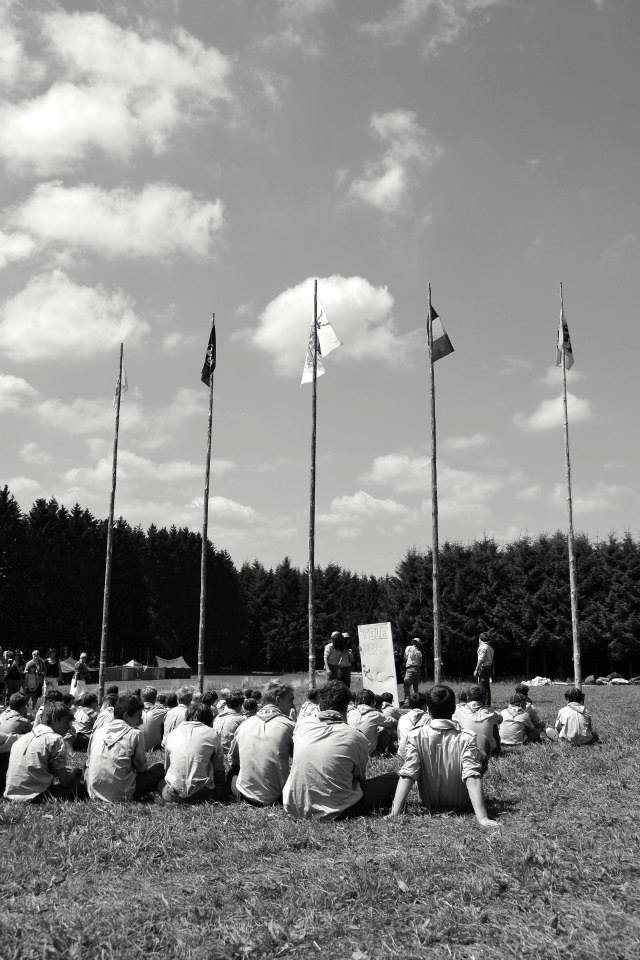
[427,285,443,684]
[308,280,318,689]
[198,315,216,696]
[560,283,581,686]
[98,343,124,704]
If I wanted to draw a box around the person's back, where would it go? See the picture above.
[86,696,162,802]
[453,685,501,757]
[347,690,395,755]
[163,703,225,803]
[553,688,597,745]
[212,693,245,757]
[162,687,192,745]
[141,687,166,750]
[229,685,295,806]
[500,694,536,746]
[0,694,32,735]
[397,704,426,760]
[4,703,82,802]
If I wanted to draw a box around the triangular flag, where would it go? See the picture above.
[201,319,217,387]
[429,304,454,362]
[556,307,574,370]
[301,320,326,385]
[316,303,342,358]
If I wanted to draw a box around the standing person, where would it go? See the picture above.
[474,632,495,706]
[403,639,423,703]
[23,650,46,708]
[43,649,62,694]
[323,632,354,687]
[3,652,22,705]
[70,653,91,699]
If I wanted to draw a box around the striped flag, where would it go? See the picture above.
[201,318,217,387]
[301,303,341,385]
[556,307,574,370]
[428,305,454,362]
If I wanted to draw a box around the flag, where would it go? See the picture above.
[428,304,454,361]
[301,303,341,385]
[113,364,128,408]
[201,319,216,387]
[556,307,574,370]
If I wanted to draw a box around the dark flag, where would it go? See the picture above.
[201,319,216,387]
[428,304,454,362]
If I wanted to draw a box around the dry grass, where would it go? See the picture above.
[1,683,639,959]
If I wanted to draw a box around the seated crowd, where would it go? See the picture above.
[0,678,598,819]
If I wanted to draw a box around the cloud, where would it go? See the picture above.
[63,449,232,486]
[601,233,638,264]
[5,476,40,496]
[360,0,508,56]
[162,331,197,352]
[277,0,335,17]
[552,481,631,515]
[319,490,410,526]
[0,270,149,362]
[442,432,489,451]
[0,12,231,174]
[537,365,584,387]
[516,484,542,501]
[251,274,410,376]
[0,8,45,90]
[513,393,594,432]
[363,453,428,492]
[0,372,37,411]
[10,182,225,259]
[0,229,37,268]
[347,110,442,214]
[20,441,53,466]
[497,355,532,376]
[35,396,144,434]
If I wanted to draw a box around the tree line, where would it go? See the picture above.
[1,486,638,679]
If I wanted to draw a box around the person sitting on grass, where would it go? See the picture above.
[397,692,427,761]
[283,681,398,821]
[514,683,545,734]
[296,688,320,724]
[72,692,99,751]
[33,689,64,727]
[93,685,119,732]
[141,686,167,751]
[242,697,259,717]
[453,685,501,759]
[0,729,19,794]
[86,695,164,803]
[548,687,599,746]
[213,690,245,757]
[348,688,397,755]
[499,693,539,746]
[3,702,84,803]
[380,692,403,723]
[215,687,232,716]
[162,687,193,746]
[389,685,499,828]
[162,701,226,804]
[228,684,295,806]
[0,693,33,735]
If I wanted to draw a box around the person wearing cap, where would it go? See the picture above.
[474,632,495,706]
[70,653,91,699]
[403,639,423,702]
[323,632,354,687]
[23,649,46,707]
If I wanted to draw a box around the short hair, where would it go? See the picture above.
[80,692,98,708]
[102,692,118,708]
[565,686,584,703]
[177,686,193,705]
[515,682,530,696]
[202,690,217,706]
[253,691,262,702]
[44,689,63,703]
[43,702,74,727]
[185,702,214,726]
[142,686,157,704]
[157,692,168,705]
[105,684,119,697]
[408,692,426,710]
[114,695,143,720]
[467,685,486,703]
[306,688,319,703]
[220,687,232,699]
[458,688,469,704]
[510,693,528,708]
[380,692,394,704]
[8,692,27,712]
[262,683,294,707]
[356,688,376,706]
[166,692,178,709]
[227,692,245,711]
[426,685,456,719]
[243,697,258,715]
[62,694,75,707]
[318,681,350,714]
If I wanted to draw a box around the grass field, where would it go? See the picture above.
[1,682,639,960]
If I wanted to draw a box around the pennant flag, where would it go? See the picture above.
[556,307,574,370]
[301,303,341,385]
[428,304,454,361]
[201,319,217,387]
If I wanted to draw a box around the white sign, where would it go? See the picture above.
[357,621,399,707]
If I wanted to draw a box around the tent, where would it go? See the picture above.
[155,655,191,679]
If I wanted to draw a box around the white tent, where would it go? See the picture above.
[155,656,191,670]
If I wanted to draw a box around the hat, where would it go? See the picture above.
[330,631,341,640]
[79,652,88,659]
[341,632,351,639]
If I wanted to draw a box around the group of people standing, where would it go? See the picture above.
[0,648,95,708]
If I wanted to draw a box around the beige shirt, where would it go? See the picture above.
[397,708,426,759]
[212,711,245,759]
[92,705,114,732]
[86,719,148,802]
[0,709,32,735]
[142,703,167,750]
[283,711,369,821]
[162,704,188,746]
[399,719,483,811]
[347,703,394,755]
[72,707,97,737]
[453,702,501,754]
[555,703,595,745]
[499,706,536,745]
[229,705,294,805]
[164,721,225,798]
[4,724,72,801]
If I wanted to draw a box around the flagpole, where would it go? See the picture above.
[560,283,581,686]
[198,314,215,696]
[427,285,443,684]
[308,280,318,689]
[98,342,123,704]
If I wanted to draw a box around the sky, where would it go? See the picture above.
[1,0,639,577]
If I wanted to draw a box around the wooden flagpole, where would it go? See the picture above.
[427,285,443,684]
[198,315,216,696]
[308,280,318,689]
[98,342,124,704]
[560,283,581,686]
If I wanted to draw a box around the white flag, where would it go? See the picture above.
[301,321,326,385]
[113,364,128,407]
[300,302,341,385]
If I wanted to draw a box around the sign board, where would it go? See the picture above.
[357,621,399,707]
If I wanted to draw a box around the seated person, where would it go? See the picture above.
[380,692,403,723]
[86,695,164,802]
[93,685,119,732]
[283,681,398,821]
[514,683,545,733]
[549,687,599,745]
[141,686,167,751]
[3,702,83,802]
[296,688,320,724]
[499,693,538,746]
[390,685,499,827]
[0,693,33,735]
[0,730,19,794]
[347,688,397,755]
[162,687,193,745]
[242,697,259,717]
[397,692,427,760]
[33,689,64,727]
[453,685,501,758]
[72,692,99,751]
[162,701,226,804]
[212,691,245,758]
[228,684,295,806]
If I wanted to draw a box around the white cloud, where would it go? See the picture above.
[516,484,542,501]
[360,0,508,56]
[162,331,197,352]
[0,372,37,411]
[513,393,594,432]
[319,490,410,526]
[6,476,40,495]
[191,494,260,524]
[0,9,45,90]
[348,110,442,214]
[363,453,428,492]
[0,270,149,362]
[497,355,532,376]
[252,274,409,376]
[10,182,225,259]
[0,229,37,268]
[537,365,584,387]
[0,12,231,174]
[20,441,52,466]
[552,481,631,515]
[35,396,144,435]
[442,432,489,451]
[63,449,225,487]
